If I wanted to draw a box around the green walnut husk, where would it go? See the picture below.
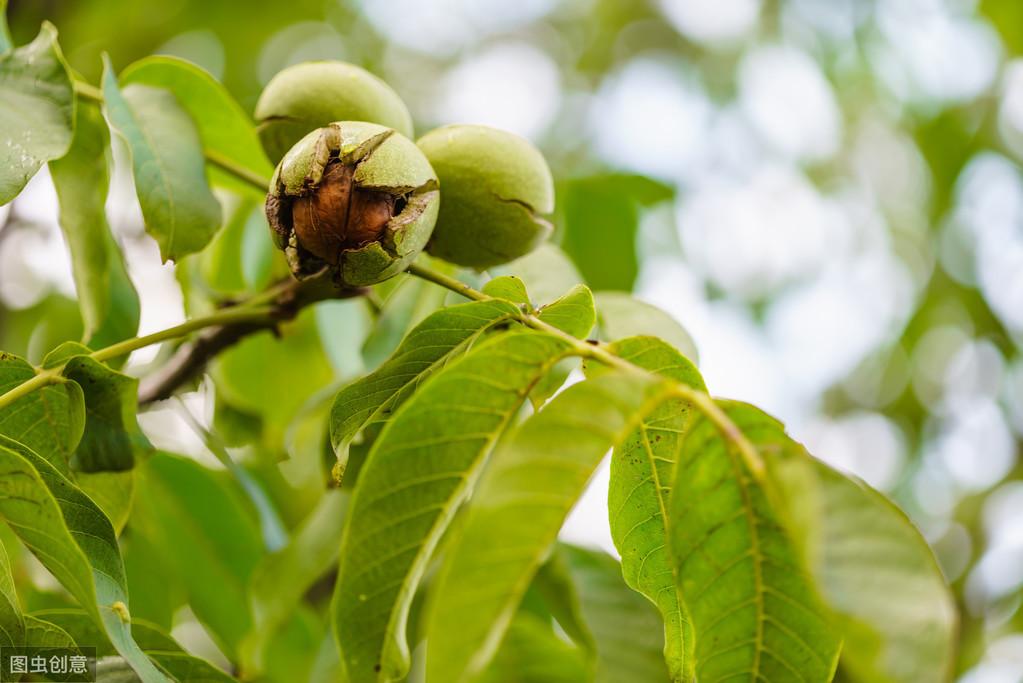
[265,121,439,287]
[255,61,414,164]
[417,124,554,270]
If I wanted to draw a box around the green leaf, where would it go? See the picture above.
[477,611,590,683]
[495,244,585,305]
[560,545,672,683]
[0,23,74,204]
[595,292,698,364]
[0,538,25,648]
[334,330,571,682]
[603,336,705,682]
[31,609,236,682]
[41,342,150,473]
[0,436,168,682]
[669,404,841,683]
[30,609,184,656]
[243,490,348,675]
[131,452,262,660]
[101,55,221,262]
[481,276,531,305]
[49,101,140,349]
[329,298,520,469]
[23,615,77,648]
[0,351,84,475]
[150,652,236,683]
[765,423,957,683]
[77,470,135,534]
[425,371,676,683]
[536,284,596,339]
[59,353,149,472]
[121,56,273,197]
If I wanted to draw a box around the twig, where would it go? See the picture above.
[138,321,269,405]
[137,276,367,406]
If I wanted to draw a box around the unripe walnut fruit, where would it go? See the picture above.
[417,124,554,269]
[265,121,439,287]
[255,61,414,164]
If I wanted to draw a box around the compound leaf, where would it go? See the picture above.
[425,371,677,683]
[334,330,571,682]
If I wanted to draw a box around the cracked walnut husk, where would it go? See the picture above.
[266,121,439,286]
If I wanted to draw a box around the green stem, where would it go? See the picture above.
[205,148,272,192]
[406,263,765,479]
[73,80,272,194]
[0,306,277,412]
[406,263,488,302]
[0,369,64,411]
[90,306,277,363]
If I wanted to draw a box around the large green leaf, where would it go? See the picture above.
[669,404,841,682]
[131,453,263,660]
[0,538,24,649]
[477,611,590,683]
[32,609,236,682]
[334,330,571,682]
[101,56,221,262]
[603,336,705,682]
[764,419,957,683]
[243,490,348,675]
[425,371,677,683]
[0,352,84,475]
[0,436,167,682]
[49,101,140,349]
[121,56,273,197]
[560,545,672,683]
[0,23,74,204]
[329,298,520,469]
[595,292,698,364]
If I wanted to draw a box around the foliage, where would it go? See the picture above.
[0,8,961,683]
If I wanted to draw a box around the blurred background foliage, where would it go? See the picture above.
[2,0,1023,680]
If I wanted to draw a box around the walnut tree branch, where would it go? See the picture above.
[138,273,366,406]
